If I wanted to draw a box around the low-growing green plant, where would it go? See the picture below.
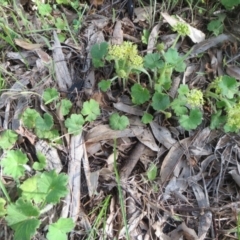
[207,13,226,36]
[20,88,101,138]
[205,75,240,132]
[0,85,103,239]
[0,146,74,240]
[221,0,240,9]
[109,113,130,130]
[147,162,158,181]
[86,195,111,239]
[90,20,240,133]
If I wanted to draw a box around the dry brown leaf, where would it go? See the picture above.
[134,6,152,23]
[15,126,36,145]
[86,125,144,143]
[226,65,240,80]
[15,39,43,50]
[160,138,191,183]
[150,122,177,149]
[135,128,159,152]
[113,102,143,116]
[189,34,235,58]
[111,20,123,45]
[35,49,52,64]
[147,23,160,53]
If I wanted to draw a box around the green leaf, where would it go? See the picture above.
[21,108,41,129]
[1,150,28,179]
[210,111,227,130]
[143,53,164,70]
[55,17,67,30]
[131,83,150,105]
[151,92,170,111]
[141,113,153,124]
[164,48,186,72]
[92,58,104,68]
[224,123,238,133]
[179,108,202,130]
[157,67,173,91]
[57,99,72,116]
[6,198,40,240]
[98,80,111,92]
[174,60,186,72]
[164,48,180,64]
[38,170,68,204]
[81,99,100,122]
[141,29,150,44]
[47,218,75,240]
[36,113,54,131]
[109,113,129,130]
[218,75,238,99]
[90,42,108,59]
[221,0,240,9]
[20,175,45,203]
[207,19,224,36]
[38,3,52,16]
[65,114,84,135]
[178,84,189,95]
[33,152,46,171]
[0,198,7,217]
[171,99,188,116]
[35,128,60,140]
[147,163,158,181]
[56,0,69,4]
[0,130,18,149]
[43,88,59,104]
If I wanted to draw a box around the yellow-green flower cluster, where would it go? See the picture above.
[173,22,190,36]
[227,103,240,130]
[108,41,143,67]
[210,77,221,94]
[186,89,204,107]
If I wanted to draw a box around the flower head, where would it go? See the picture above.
[226,103,240,130]
[186,89,204,107]
[108,41,143,68]
[173,22,190,36]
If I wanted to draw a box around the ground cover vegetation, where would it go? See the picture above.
[1,0,240,239]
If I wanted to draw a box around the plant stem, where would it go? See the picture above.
[113,138,130,240]
[172,34,181,48]
[0,178,11,203]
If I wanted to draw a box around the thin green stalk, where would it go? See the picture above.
[113,138,130,240]
[172,34,181,48]
[87,195,111,240]
[0,179,11,203]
